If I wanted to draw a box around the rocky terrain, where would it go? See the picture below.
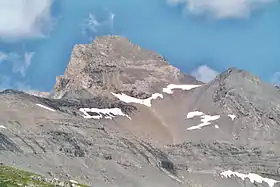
[1,35,280,187]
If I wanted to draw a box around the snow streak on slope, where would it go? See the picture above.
[80,84,201,121]
[112,84,201,107]
[186,111,205,119]
[186,111,237,130]
[162,84,201,94]
[221,170,279,187]
[228,114,236,120]
[187,114,221,130]
[111,92,163,107]
[0,125,6,129]
[79,107,131,120]
[35,104,55,112]
[69,180,78,184]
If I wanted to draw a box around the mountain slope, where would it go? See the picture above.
[1,36,280,187]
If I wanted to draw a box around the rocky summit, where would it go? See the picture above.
[1,35,280,187]
[53,36,199,100]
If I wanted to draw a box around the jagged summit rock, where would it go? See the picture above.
[53,35,200,99]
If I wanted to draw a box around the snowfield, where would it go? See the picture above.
[112,92,163,107]
[36,104,56,112]
[220,170,279,187]
[162,84,201,94]
[186,111,236,130]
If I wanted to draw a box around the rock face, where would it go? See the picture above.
[1,36,280,187]
[53,35,199,99]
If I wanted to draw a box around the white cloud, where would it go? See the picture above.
[167,0,276,19]
[81,11,115,41]
[0,51,35,77]
[0,0,53,40]
[191,65,219,83]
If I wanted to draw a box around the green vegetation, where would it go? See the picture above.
[0,165,89,187]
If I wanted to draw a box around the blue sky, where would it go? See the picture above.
[0,0,279,91]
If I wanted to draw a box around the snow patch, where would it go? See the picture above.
[35,104,55,112]
[162,84,201,94]
[221,170,279,187]
[79,107,131,120]
[112,92,163,107]
[187,114,220,130]
[0,125,6,129]
[186,111,205,119]
[228,114,236,120]
[186,111,237,130]
[69,180,78,184]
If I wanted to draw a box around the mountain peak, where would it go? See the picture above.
[206,67,275,105]
[53,35,199,99]
[213,67,261,84]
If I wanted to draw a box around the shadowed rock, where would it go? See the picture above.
[0,133,22,153]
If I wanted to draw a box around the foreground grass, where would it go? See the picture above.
[0,165,89,187]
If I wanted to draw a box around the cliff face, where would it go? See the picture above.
[53,35,200,99]
[1,36,280,187]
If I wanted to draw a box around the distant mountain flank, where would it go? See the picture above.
[1,35,280,187]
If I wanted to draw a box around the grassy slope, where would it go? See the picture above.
[0,165,89,187]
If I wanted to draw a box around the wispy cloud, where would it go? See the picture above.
[82,13,101,33]
[167,0,276,19]
[0,52,9,62]
[0,0,54,41]
[13,52,35,77]
[0,75,31,91]
[0,51,35,77]
[81,11,115,41]
[191,65,219,83]
[271,72,280,86]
